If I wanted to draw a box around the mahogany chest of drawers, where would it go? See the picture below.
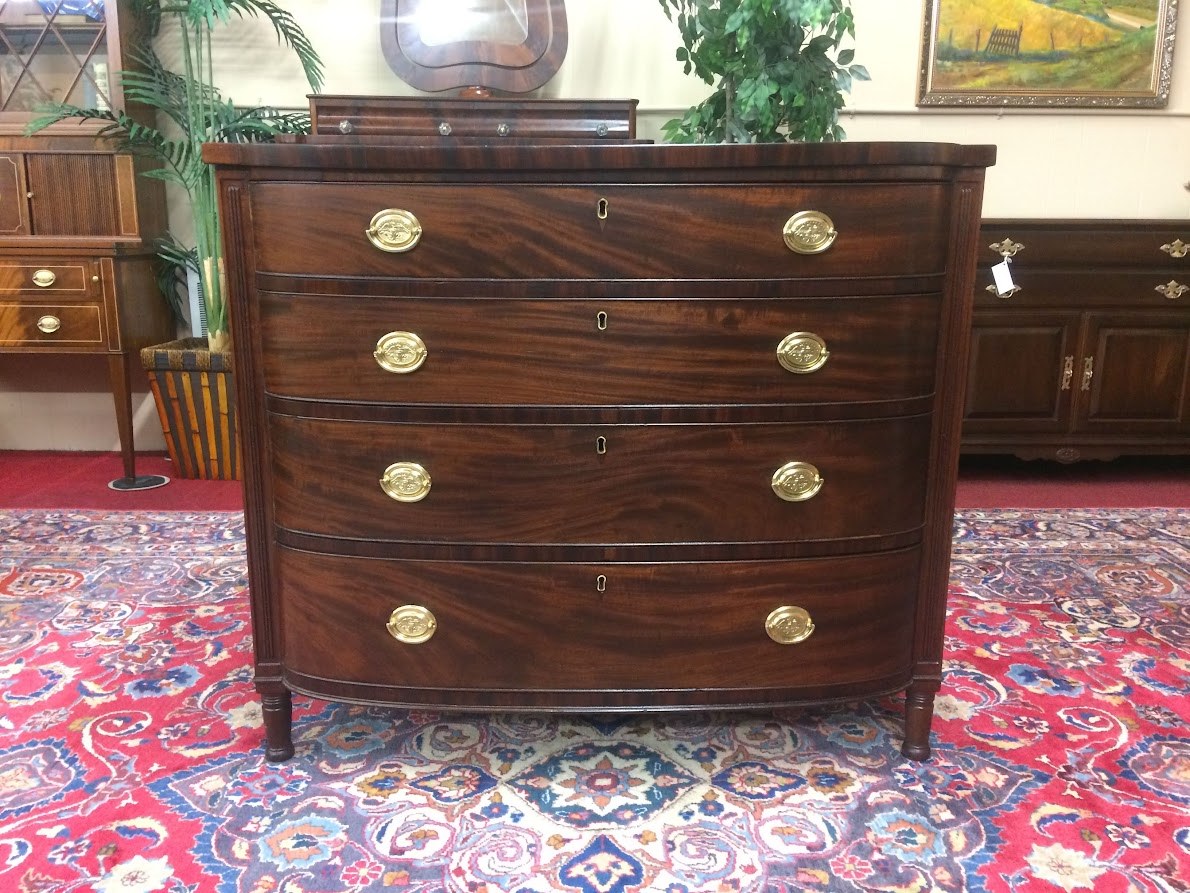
[205,139,994,762]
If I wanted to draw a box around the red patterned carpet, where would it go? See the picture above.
[0,507,1187,893]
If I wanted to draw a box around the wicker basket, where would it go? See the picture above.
[140,337,240,480]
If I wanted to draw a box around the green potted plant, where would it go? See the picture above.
[28,0,323,479]
[655,0,869,143]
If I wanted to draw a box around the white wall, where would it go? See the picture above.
[5,0,1189,452]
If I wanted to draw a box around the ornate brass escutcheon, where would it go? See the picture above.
[1155,280,1188,300]
[765,606,815,644]
[985,283,1021,299]
[366,209,423,253]
[32,269,56,287]
[782,211,837,254]
[1160,239,1188,259]
[374,331,428,373]
[771,461,823,502]
[989,238,1024,258]
[776,332,830,374]
[380,462,432,502]
[36,315,61,334]
[387,604,437,644]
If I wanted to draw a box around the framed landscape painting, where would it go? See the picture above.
[918,0,1178,107]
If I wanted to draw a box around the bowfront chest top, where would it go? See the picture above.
[203,138,995,762]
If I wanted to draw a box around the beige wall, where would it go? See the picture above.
[4,0,1188,452]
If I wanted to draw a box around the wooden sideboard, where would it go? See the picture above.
[0,3,173,484]
[964,219,1190,461]
[206,138,994,763]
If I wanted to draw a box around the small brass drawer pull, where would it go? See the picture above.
[772,461,823,502]
[782,211,837,255]
[989,238,1024,258]
[374,331,427,373]
[776,332,830,374]
[380,461,431,502]
[1156,280,1188,300]
[1160,239,1188,259]
[36,315,61,334]
[387,605,437,644]
[985,283,1021,299]
[366,209,423,253]
[765,606,815,644]
[32,269,56,287]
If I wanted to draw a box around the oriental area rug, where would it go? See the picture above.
[0,509,1187,893]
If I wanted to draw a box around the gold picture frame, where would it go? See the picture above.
[917,0,1178,108]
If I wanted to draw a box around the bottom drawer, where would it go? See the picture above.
[0,303,103,347]
[277,546,920,708]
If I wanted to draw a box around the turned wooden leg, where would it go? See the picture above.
[902,681,938,761]
[258,684,294,762]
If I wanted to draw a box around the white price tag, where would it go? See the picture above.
[990,259,1016,296]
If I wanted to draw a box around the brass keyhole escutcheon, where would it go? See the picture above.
[366,209,423,253]
[765,606,815,644]
[380,462,432,502]
[32,269,56,287]
[374,331,428,373]
[772,461,823,502]
[596,436,607,455]
[597,198,609,220]
[776,332,830,374]
[782,211,837,255]
[596,311,608,331]
[387,604,437,644]
[36,315,61,334]
[596,575,607,592]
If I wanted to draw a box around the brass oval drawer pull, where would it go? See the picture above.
[36,315,62,334]
[765,606,815,644]
[387,605,437,644]
[782,211,837,255]
[374,331,427,373]
[776,332,830,374]
[1156,280,1188,300]
[32,269,56,287]
[1160,239,1187,258]
[366,209,423,253]
[771,461,823,502]
[380,461,431,502]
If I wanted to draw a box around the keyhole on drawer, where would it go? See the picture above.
[596,311,608,331]
[597,198,609,220]
[596,436,607,455]
[596,575,607,592]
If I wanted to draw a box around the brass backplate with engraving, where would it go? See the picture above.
[782,211,837,255]
[32,269,56,287]
[367,209,423,253]
[375,331,428,373]
[771,461,824,502]
[387,604,437,644]
[380,462,432,502]
[765,606,815,644]
[777,332,830,374]
[36,315,61,334]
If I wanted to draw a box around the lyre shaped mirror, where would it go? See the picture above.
[380,0,568,93]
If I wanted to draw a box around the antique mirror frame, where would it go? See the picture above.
[380,0,568,93]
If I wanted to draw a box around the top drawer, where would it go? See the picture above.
[249,182,951,280]
[0,261,95,296]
